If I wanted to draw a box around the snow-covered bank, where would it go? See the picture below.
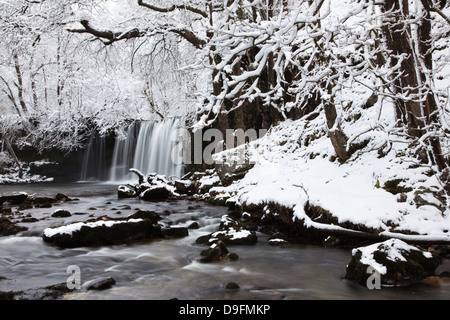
[0,158,54,185]
[202,113,450,243]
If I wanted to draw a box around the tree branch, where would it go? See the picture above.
[68,20,146,45]
[168,27,206,48]
[137,0,208,18]
[420,0,450,24]
[68,20,206,48]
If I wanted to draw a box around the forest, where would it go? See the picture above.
[0,0,450,301]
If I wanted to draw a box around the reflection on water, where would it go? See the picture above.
[0,183,449,300]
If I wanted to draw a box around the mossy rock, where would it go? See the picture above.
[413,187,447,212]
[382,179,413,195]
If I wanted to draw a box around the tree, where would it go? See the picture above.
[0,0,195,153]
[380,0,448,172]
[19,0,450,185]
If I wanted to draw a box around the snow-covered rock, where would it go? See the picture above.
[196,214,257,246]
[345,239,442,287]
[199,240,238,263]
[118,169,178,201]
[117,185,137,198]
[42,218,163,248]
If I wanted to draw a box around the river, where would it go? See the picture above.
[0,183,449,300]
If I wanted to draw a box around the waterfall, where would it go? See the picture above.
[79,130,108,182]
[109,122,141,182]
[109,118,183,182]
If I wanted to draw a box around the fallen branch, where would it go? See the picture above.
[129,168,145,185]
[301,218,450,246]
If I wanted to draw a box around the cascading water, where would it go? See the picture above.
[109,118,184,182]
[79,130,108,182]
[109,122,141,182]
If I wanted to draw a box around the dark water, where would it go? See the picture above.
[0,183,449,300]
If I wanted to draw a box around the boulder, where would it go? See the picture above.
[0,192,28,205]
[86,277,116,291]
[128,210,161,224]
[268,238,289,246]
[21,217,39,223]
[0,282,72,300]
[51,209,72,218]
[225,282,240,290]
[199,240,238,263]
[42,218,163,248]
[0,217,27,236]
[187,221,200,229]
[213,146,255,187]
[123,171,178,200]
[31,196,58,205]
[196,215,257,246]
[118,185,137,198]
[55,193,72,202]
[139,186,171,201]
[18,202,33,210]
[175,179,195,195]
[163,227,189,238]
[345,239,442,287]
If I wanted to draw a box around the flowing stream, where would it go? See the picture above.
[1,183,449,300]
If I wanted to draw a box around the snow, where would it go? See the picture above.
[352,239,433,275]
[43,218,144,238]
[211,228,252,241]
[209,112,450,240]
[0,0,448,245]
[198,174,221,189]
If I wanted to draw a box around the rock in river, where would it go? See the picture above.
[345,239,442,287]
[0,192,28,205]
[196,215,257,246]
[139,186,173,201]
[199,240,238,263]
[0,217,27,236]
[51,209,72,218]
[42,218,163,248]
[118,185,137,198]
[86,277,116,291]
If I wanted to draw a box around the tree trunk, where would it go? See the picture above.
[381,0,424,137]
[324,96,350,162]
[382,0,447,172]
[13,53,29,115]
[2,135,23,178]
[419,0,447,171]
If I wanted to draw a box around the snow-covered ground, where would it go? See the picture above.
[207,108,450,241]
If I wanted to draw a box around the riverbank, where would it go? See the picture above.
[190,116,450,247]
